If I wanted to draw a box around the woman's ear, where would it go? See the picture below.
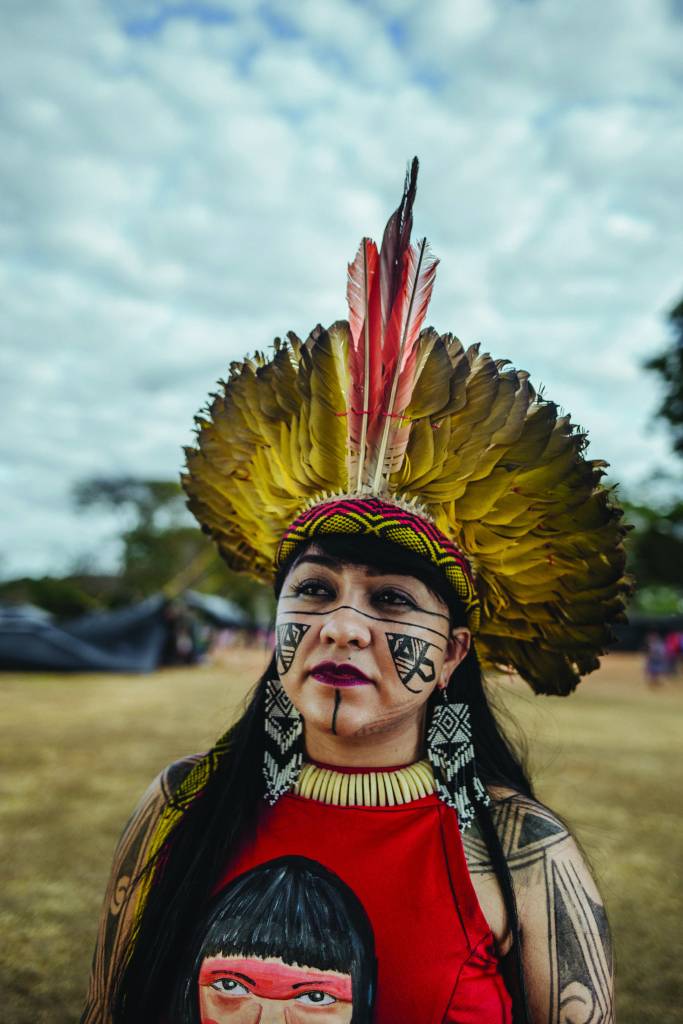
[437,628,471,689]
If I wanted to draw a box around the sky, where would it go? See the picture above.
[2,0,683,579]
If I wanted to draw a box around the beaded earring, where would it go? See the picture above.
[427,687,490,830]
[263,677,304,805]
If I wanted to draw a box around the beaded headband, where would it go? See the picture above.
[276,496,481,632]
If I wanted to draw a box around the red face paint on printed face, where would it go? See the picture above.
[198,955,353,1023]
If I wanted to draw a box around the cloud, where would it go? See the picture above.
[2,0,682,577]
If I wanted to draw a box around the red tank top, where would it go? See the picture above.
[216,790,512,1023]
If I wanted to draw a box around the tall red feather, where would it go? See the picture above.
[346,237,381,487]
[373,238,439,484]
[386,239,439,412]
[345,158,438,490]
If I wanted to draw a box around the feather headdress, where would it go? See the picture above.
[183,159,630,695]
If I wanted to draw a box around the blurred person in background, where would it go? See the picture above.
[644,631,668,687]
[665,630,681,676]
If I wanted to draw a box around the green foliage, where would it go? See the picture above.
[70,475,271,617]
[644,295,683,457]
[73,476,186,530]
[632,585,683,615]
[622,496,683,612]
[0,576,100,619]
[630,292,683,611]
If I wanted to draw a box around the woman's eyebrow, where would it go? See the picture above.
[294,555,422,582]
[208,969,255,984]
[293,554,341,570]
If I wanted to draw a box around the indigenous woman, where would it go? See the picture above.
[82,160,629,1024]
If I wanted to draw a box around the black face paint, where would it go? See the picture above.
[278,604,448,642]
[282,593,450,621]
[275,622,310,675]
[386,632,439,692]
[331,688,342,734]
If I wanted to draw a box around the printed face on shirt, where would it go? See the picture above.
[275,545,469,741]
[198,954,353,1023]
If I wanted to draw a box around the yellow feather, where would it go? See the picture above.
[183,314,630,695]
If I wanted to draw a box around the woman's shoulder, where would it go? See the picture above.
[469,789,607,937]
[462,788,575,881]
[80,753,207,1023]
[482,794,613,1020]
[127,753,207,833]
[110,754,207,885]
[155,753,206,802]
[489,788,574,860]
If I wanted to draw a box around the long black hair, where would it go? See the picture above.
[113,534,533,1022]
[171,855,376,1023]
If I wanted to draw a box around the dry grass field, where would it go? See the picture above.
[1,650,682,1023]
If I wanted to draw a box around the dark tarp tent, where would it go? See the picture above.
[184,590,249,628]
[0,591,255,673]
[0,596,169,673]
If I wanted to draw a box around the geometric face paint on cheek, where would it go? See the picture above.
[275,622,310,675]
[386,632,440,693]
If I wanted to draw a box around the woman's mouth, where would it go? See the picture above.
[310,661,373,687]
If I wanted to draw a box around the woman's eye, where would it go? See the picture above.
[295,990,336,1005]
[210,978,250,996]
[375,588,415,608]
[291,578,333,598]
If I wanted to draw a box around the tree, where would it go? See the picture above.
[619,293,683,613]
[0,575,100,618]
[645,295,683,457]
[73,477,192,598]
[73,477,187,532]
[73,476,271,618]
[621,496,683,612]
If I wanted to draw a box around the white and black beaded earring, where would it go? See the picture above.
[427,687,490,830]
[263,677,304,805]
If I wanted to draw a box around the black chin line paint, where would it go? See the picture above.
[331,688,342,734]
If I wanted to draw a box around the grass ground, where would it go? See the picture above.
[1,651,681,1023]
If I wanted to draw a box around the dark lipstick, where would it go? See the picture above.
[310,661,373,687]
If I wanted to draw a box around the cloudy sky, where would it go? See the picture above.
[2,0,682,579]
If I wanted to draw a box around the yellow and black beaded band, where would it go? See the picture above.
[277,495,481,632]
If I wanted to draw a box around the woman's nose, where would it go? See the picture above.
[319,604,372,648]
[234,996,264,1022]
[257,998,285,1023]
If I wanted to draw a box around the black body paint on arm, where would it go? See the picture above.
[552,860,613,1023]
[462,797,614,1023]
[80,757,201,1023]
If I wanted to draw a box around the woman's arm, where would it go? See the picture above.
[80,756,200,1024]
[493,794,614,1024]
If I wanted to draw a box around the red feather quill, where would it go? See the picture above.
[375,237,439,482]
[345,158,439,491]
[346,237,381,488]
